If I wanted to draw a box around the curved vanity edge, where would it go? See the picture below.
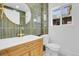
[0,35,43,51]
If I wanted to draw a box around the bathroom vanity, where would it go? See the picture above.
[0,35,43,56]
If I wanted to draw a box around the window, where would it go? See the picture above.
[53,18,60,25]
[62,16,72,24]
[62,4,72,25]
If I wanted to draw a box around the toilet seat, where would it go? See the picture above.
[45,43,60,51]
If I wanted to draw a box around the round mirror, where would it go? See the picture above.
[4,3,31,25]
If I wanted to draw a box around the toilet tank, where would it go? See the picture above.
[41,34,49,45]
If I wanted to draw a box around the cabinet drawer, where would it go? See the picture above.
[24,39,43,48]
[6,43,25,52]
[32,39,43,47]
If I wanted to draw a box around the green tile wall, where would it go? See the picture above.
[0,3,48,39]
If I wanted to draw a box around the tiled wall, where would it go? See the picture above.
[0,3,48,39]
[0,13,19,39]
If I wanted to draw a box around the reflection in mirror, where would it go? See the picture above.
[0,3,48,39]
[4,3,31,24]
[0,3,31,39]
[4,8,20,25]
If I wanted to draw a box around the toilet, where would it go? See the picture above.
[41,34,60,56]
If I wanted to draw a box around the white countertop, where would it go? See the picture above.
[0,35,42,50]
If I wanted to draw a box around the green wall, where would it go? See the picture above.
[0,3,48,39]
[0,13,19,39]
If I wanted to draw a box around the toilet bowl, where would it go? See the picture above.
[41,34,60,56]
[45,43,60,52]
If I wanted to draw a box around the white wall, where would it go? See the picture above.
[48,3,79,56]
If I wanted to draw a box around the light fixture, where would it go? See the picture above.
[16,5,19,9]
[34,19,37,22]
[43,14,47,21]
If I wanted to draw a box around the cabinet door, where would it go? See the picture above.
[22,52,30,56]
[31,46,43,56]
[0,50,8,56]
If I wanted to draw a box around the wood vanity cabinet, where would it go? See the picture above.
[0,39,43,56]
